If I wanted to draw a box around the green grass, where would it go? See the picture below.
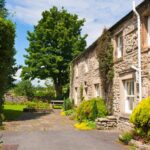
[3,104,27,121]
[53,105,62,109]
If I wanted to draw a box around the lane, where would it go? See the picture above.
[1,110,127,150]
[2,130,126,150]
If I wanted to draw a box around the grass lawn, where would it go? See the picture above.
[3,104,27,121]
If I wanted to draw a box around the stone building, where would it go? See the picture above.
[70,0,150,119]
[70,40,103,106]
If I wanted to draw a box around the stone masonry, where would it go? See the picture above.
[110,1,150,132]
[70,0,150,131]
[96,116,117,130]
[70,41,103,105]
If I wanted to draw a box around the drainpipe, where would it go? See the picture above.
[132,1,142,101]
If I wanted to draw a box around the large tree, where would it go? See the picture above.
[0,0,8,18]
[0,0,16,89]
[22,7,87,98]
[0,19,16,125]
[0,0,16,125]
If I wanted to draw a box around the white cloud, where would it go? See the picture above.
[14,68,22,82]
[6,0,143,46]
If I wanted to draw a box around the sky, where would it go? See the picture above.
[5,0,143,85]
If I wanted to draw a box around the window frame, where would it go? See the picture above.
[75,64,79,77]
[148,16,150,48]
[94,84,100,97]
[84,59,88,73]
[116,32,123,59]
[124,79,135,114]
[74,87,78,105]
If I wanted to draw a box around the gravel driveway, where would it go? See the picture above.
[0,110,127,150]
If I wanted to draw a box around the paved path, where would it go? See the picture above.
[0,110,127,150]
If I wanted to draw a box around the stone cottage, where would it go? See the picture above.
[70,39,104,106]
[70,0,150,119]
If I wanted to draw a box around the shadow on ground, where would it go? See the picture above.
[4,109,53,122]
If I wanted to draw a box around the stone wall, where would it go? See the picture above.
[117,116,134,133]
[70,43,104,105]
[70,0,150,125]
[96,116,117,130]
[4,92,28,103]
[112,1,150,115]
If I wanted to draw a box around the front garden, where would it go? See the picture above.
[119,97,150,149]
[61,97,108,130]
[60,96,150,149]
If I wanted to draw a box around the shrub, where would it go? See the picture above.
[130,97,150,137]
[34,86,55,98]
[26,100,50,110]
[64,109,75,116]
[0,18,16,125]
[63,98,73,111]
[14,80,34,98]
[76,98,108,121]
[119,132,133,145]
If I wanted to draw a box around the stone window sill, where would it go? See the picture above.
[118,113,130,120]
[142,47,150,53]
[114,57,123,64]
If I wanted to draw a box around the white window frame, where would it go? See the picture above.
[117,33,123,58]
[124,79,135,114]
[148,16,150,47]
[95,84,100,97]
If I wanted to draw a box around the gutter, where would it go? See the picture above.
[132,0,142,101]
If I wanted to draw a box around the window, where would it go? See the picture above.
[85,59,88,73]
[124,79,135,114]
[117,33,123,58]
[74,87,78,105]
[84,87,88,98]
[95,84,100,97]
[75,64,78,77]
[148,16,150,47]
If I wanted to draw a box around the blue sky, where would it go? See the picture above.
[6,0,143,66]
[5,0,143,85]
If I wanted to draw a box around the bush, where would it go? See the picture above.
[119,132,133,145]
[130,97,150,137]
[0,18,16,125]
[26,100,50,110]
[76,98,108,121]
[34,86,55,98]
[64,109,75,116]
[14,80,34,98]
[63,98,73,111]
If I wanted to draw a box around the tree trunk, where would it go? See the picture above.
[54,84,63,99]
[0,98,3,126]
[105,83,113,115]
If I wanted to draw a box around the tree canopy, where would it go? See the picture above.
[22,6,87,98]
[0,0,16,125]
[0,0,8,18]
[0,18,16,124]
